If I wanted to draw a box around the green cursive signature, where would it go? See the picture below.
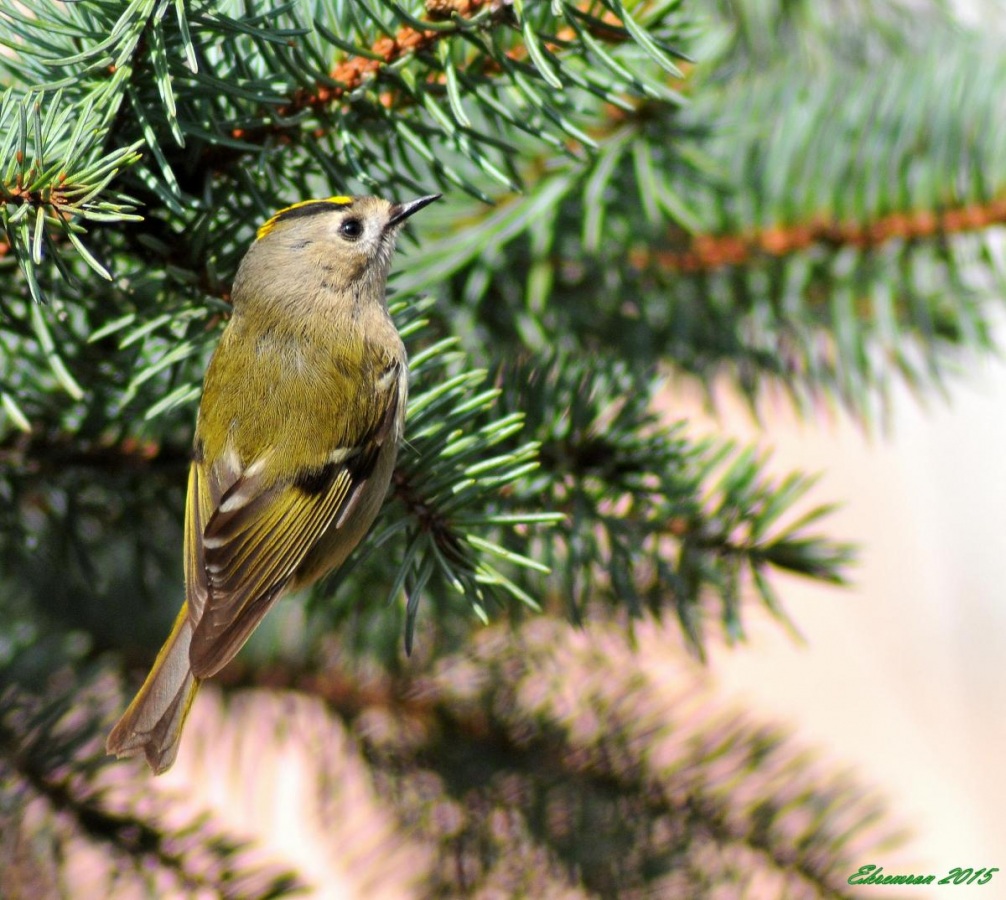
[848,865,998,886]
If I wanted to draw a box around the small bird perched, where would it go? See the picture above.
[106,193,440,774]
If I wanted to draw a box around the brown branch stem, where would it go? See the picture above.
[650,198,1006,273]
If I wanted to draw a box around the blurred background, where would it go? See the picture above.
[681,331,1006,873]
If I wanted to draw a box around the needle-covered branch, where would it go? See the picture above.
[491,354,851,650]
[0,631,302,898]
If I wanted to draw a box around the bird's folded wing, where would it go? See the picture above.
[183,360,402,679]
[184,444,374,678]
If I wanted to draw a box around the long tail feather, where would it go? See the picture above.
[106,603,201,775]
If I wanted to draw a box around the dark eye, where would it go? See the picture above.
[339,217,363,240]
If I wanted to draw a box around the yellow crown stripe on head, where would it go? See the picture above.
[256,196,354,240]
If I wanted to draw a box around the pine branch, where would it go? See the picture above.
[0,632,303,898]
[706,0,952,69]
[0,295,559,661]
[0,88,142,304]
[0,0,692,439]
[225,619,905,898]
[0,324,835,661]
[0,3,984,889]
[259,1,514,119]
[394,11,1006,419]
[0,431,170,474]
[490,353,852,649]
[646,198,1006,273]
[2,0,690,225]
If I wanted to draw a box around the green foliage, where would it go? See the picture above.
[354,620,904,897]
[395,0,1006,416]
[676,9,1006,412]
[0,0,858,654]
[0,0,1000,891]
[492,354,852,649]
[0,627,303,897]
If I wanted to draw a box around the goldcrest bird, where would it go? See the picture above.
[106,193,440,774]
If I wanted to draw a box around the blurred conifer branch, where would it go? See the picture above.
[205,619,904,898]
[0,630,303,898]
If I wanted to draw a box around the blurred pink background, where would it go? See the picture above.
[667,329,1006,877]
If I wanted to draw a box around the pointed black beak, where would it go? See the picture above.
[388,193,441,228]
